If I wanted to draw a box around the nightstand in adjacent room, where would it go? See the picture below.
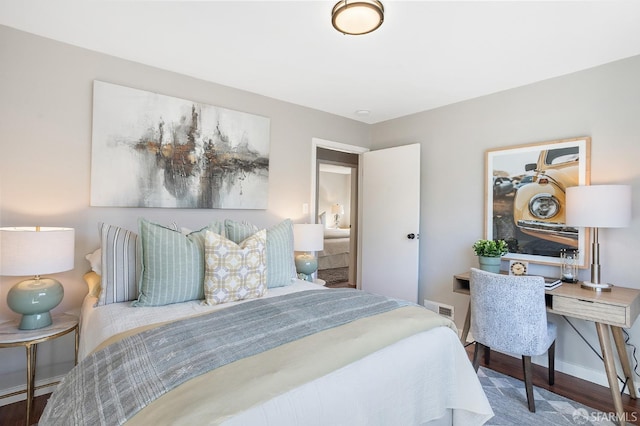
[0,313,78,425]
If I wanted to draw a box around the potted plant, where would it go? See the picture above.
[472,239,508,273]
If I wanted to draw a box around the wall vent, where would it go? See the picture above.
[423,299,454,321]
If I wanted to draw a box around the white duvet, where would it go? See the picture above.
[78,280,493,425]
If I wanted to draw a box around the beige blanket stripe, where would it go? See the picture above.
[124,306,456,425]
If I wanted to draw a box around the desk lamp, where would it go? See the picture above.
[565,185,631,291]
[293,224,324,281]
[0,227,75,329]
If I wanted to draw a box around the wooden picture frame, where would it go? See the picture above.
[485,137,591,267]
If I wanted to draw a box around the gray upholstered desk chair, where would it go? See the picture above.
[469,268,557,412]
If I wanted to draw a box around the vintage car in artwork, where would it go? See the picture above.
[512,146,580,248]
[493,176,515,197]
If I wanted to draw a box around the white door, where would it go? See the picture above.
[360,144,420,303]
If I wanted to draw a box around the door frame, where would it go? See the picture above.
[311,138,369,288]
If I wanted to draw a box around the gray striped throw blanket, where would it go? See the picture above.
[40,289,409,425]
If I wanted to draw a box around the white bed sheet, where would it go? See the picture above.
[78,282,493,425]
[318,237,350,270]
[79,279,323,360]
[323,228,350,239]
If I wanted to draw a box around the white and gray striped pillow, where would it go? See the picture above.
[98,222,140,306]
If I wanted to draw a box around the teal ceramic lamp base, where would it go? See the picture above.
[295,253,318,282]
[7,277,64,330]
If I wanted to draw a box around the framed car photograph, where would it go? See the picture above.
[485,137,591,267]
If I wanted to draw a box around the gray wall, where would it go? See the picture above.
[0,25,370,388]
[371,54,640,385]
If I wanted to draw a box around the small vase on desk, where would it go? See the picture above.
[478,256,501,273]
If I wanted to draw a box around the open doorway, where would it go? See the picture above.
[315,147,358,288]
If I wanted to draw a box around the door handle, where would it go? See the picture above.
[407,233,417,240]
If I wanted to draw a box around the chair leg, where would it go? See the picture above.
[472,343,485,372]
[522,355,535,412]
[484,346,491,365]
[548,340,556,386]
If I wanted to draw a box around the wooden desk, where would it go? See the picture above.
[454,271,640,425]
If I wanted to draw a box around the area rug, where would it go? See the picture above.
[318,267,348,285]
[479,367,616,425]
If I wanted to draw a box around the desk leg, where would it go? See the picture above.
[612,326,638,399]
[596,322,626,425]
[461,302,471,344]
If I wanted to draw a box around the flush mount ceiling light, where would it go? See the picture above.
[332,0,384,35]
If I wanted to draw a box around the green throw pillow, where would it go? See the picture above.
[224,219,296,288]
[134,219,223,307]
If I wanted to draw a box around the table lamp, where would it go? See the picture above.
[331,204,344,228]
[293,224,324,281]
[565,185,631,291]
[0,227,75,329]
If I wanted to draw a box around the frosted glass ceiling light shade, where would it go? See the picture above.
[332,0,384,35]
[0,227,75,329]
[565,185,631,291]
[293,224,324,281]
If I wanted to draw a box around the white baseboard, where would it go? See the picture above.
[0,361,74,407]
[554,358,633,395]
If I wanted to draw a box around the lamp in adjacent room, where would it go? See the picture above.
[565,185,631,291]
[293,224,324,282]
[332,0,384,35]
[0,227,75,329]
[331,203,344,228]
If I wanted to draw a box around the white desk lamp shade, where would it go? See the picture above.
[565,185,631,290]
[565,185,631,228]
[0,227,75,329]
[293,224,324,281]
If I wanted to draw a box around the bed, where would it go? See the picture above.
[317,227,351,284]
[39,218,493,425]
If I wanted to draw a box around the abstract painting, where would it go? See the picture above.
[91,81,270,209]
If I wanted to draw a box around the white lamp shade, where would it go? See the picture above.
[565,185,632,228]
[331,204,345,215]
[293,224,324,252]
[0,227,75,276]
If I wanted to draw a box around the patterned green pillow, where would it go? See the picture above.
[133,219,222,307]
[204,230,267,305]
[224,219,296,288]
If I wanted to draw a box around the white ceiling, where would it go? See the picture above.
[2,1,640,124]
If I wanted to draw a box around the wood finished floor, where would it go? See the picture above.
[2,340,640,425]
[325,281,355,289]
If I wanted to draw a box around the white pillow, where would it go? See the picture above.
[318,211,327,228]
[85,248,102,276]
